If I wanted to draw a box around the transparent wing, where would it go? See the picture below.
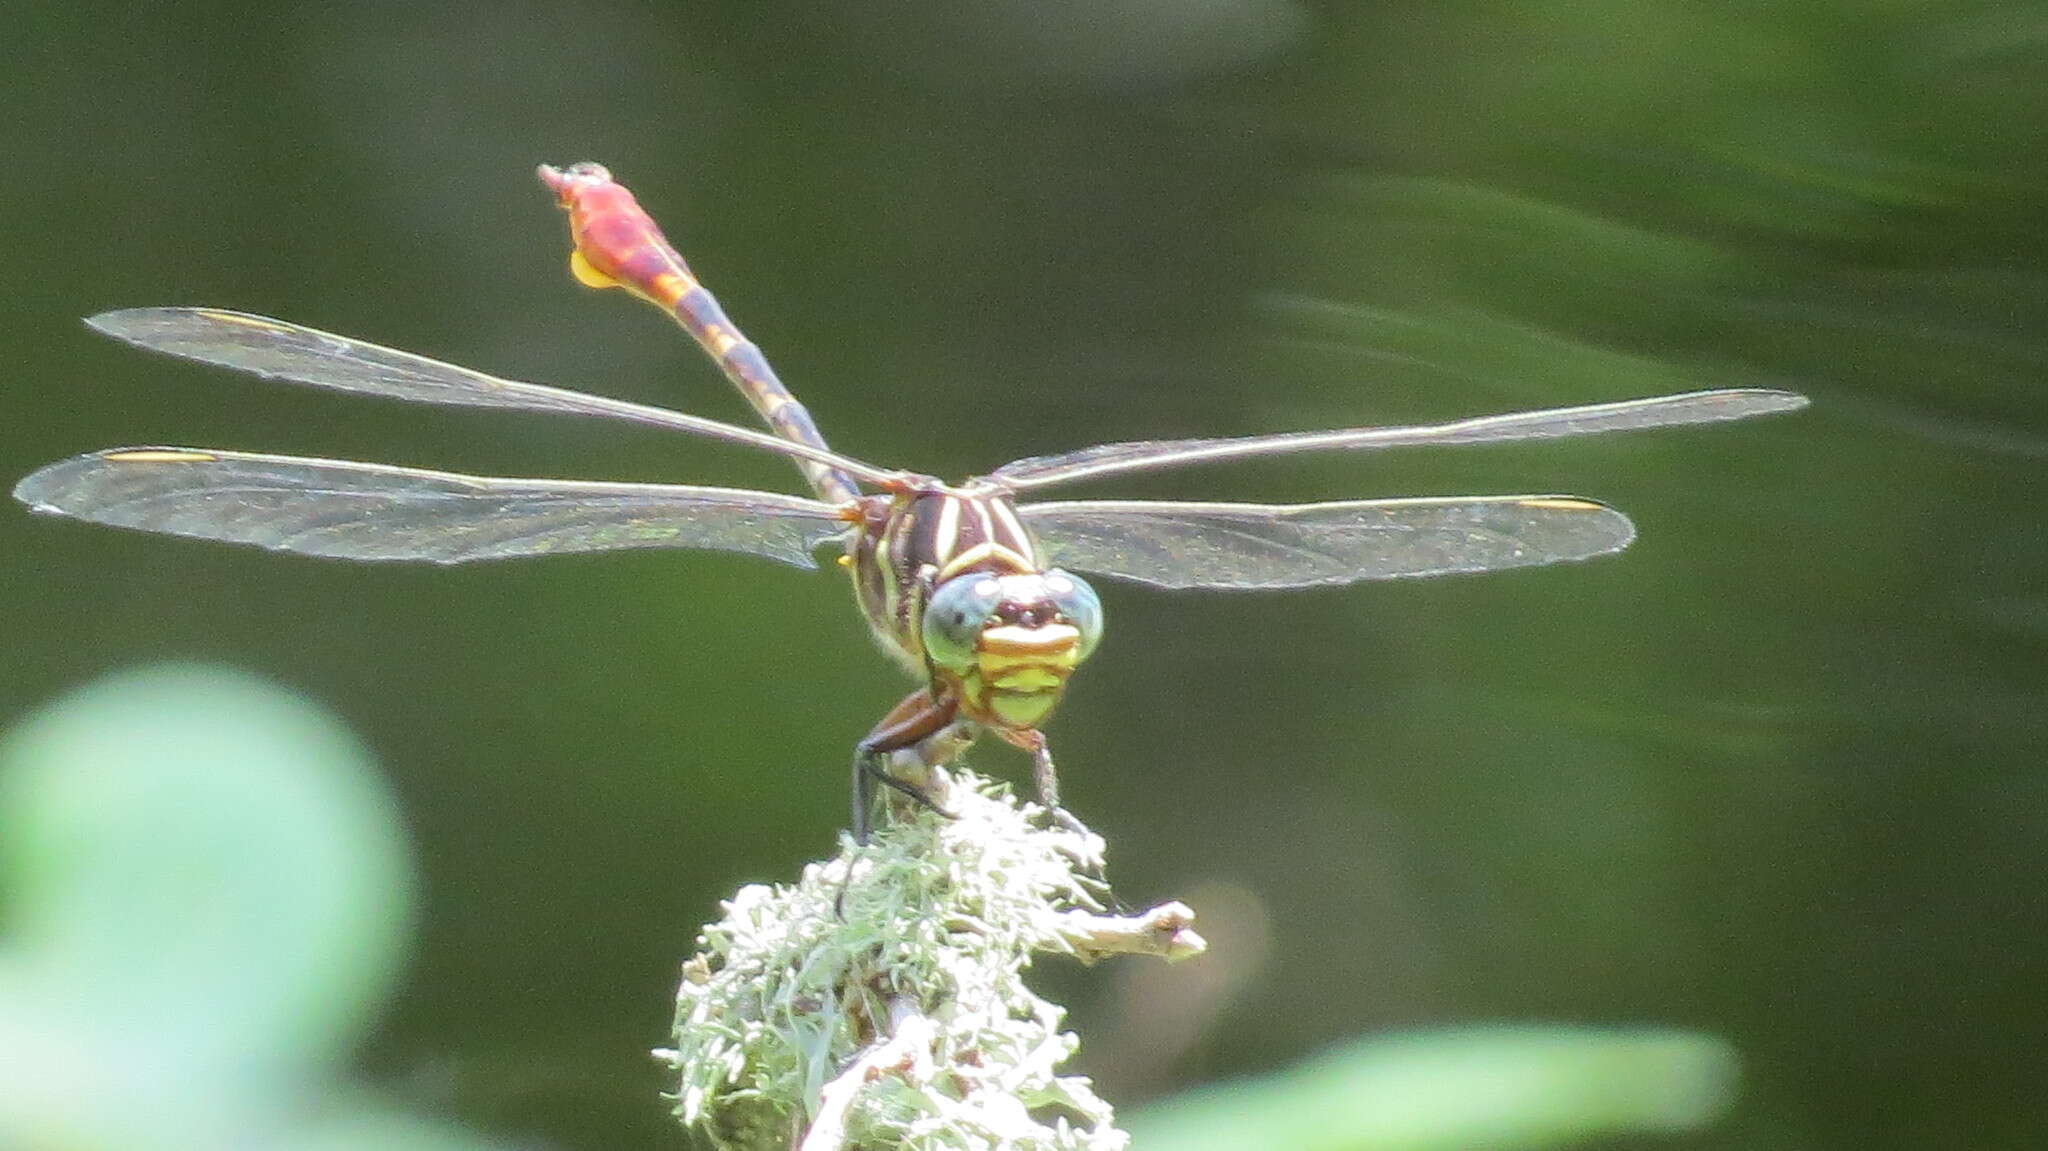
[87,308,905,486]
[991,388,1808,491]
[14,447,851,567]
[1020,495,1636,589]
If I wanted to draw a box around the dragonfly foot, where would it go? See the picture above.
[852,745,957,844]
[1046,805,1089,837]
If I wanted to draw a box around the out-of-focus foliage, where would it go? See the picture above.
[0,666,505,1151]
[1127,1027,1736,1151]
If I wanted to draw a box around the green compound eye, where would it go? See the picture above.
[921,574,1002,673]
[1044,569,1103,662]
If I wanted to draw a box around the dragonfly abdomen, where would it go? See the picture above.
[540,162,861,506]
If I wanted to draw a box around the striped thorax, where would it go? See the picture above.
[849,484,1104,732]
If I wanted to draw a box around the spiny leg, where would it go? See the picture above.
[994,727,1086,834]
[851,688,963,843]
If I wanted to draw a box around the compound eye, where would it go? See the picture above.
[1044,569,1104,662]
[921,575,1002,673]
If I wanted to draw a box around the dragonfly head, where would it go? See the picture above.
[921,568,1103,731]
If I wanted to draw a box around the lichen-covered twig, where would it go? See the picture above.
[656,766,1204,1151]
[800,998,937,1151]
[1058,902,1205,964]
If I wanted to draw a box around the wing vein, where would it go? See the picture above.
[87,307,906,486]
[14,448,850,567]
[1021,495,1637,589]
[992,388,1808,490]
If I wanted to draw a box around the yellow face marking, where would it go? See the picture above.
[104,449,217,463]
[991,667,1063,691]
[989,691,1059,728]
[568,250,622,290]
[836,554,853,568]
[193,310,289,332]
[1517,497,1607,511]
[979,623,1080,655]
[980,651,1078,679]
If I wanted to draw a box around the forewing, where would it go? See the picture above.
[14,448,850,566]
[86,308,902,485]
[1020,496,1636,589]
[991,389,1808,491]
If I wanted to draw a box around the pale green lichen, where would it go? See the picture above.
[658,767,1183,1151]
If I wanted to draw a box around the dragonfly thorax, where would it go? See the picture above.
[846,487,1104,730]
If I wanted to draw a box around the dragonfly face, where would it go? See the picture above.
[12,162,1811,843]
[920,566,1101,730]
[921,566,1103,731]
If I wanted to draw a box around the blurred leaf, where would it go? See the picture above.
[1254,177,1770,422]
[811,0,1309,86]
[1256,295,1713,413]
[277,1096,518,1151]
[0,665,413,1084]
[1124,1026,1737,1151]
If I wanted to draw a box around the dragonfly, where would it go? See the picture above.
[14,162,1808,840]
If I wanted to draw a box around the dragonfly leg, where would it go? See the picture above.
[851,689,964,843]
[994,728,1086,833]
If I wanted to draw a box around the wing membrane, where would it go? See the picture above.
[1021,495,1636,589]
[14,448,850,566]
[87,308,902,486]
[992,388,1808,491]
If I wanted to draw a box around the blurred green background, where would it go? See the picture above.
[3,2,2044,1148]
